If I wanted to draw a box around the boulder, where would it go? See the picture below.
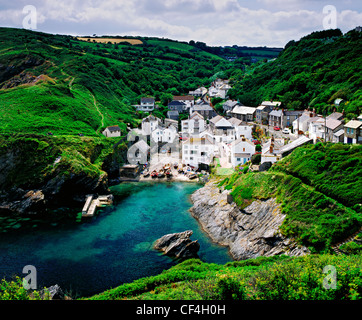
[41,284,65,300]
[154,230,200,259]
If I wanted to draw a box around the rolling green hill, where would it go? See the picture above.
[0,28,231,136]
[228,28,362,120]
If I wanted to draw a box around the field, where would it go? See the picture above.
[77,37,143,45]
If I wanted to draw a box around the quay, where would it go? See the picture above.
[82,194,113,218]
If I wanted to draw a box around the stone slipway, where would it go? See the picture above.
[190,181,310,260]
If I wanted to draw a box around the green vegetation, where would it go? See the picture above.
[219,143,362,252]
[229,29,362,120]
[87,254,362,300]
[0,133,127,194]
[273,142,362,210]
[0,28,232,137]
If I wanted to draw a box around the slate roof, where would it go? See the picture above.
[193,104,213,111]
[326,119,342,131]
[345,120,362,129]
[232,106,257,115]
[269,110,283,117]
[107,126,121,132]
[141,97,155,104]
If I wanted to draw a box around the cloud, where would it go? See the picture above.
[0,0,360,47]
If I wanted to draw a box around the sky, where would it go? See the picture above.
[0,0,361,47]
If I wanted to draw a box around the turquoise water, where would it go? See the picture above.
[0,182,232,297]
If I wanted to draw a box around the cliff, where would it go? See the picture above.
[0,134,127,215]
[190,181,309,260]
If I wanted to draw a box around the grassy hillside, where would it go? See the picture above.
[229,29,362,119]
[2,254,361,300]
[0,28,231,136]
[219,143,362,252]
[86,254,362,300]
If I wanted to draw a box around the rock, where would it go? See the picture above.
[41,284,65,300]
[154,230,200,259]
[190,181,310,261]
[6,190,47,215]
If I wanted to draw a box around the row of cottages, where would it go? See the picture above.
[292,111,345,143]
[268,109,303,129]
[255,101,281,125]
[181,111,255,169]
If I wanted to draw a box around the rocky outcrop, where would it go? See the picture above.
[154,230,200,259]
[190,182,309,260]
[40,284,65,300]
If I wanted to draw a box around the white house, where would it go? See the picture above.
[102,125,122,138]
[151,125,178,144]
[189,87,207,97]
[173,95,195,110]
[141,115,162,136]
[308,117,326,143]
[293,111,314,134]
[231,106,256,122]
[261,138,284,165]
[229,136,256,167]
[181,136,217,169]
[209,116,236,144]
[134,97,155,112]
[344,120,362,144]
[228,117,253,141]
[181,111,206,139]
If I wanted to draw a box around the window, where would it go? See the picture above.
[237,158,241,162]
[351,129,354,134]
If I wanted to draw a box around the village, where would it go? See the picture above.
[102,78,362,181]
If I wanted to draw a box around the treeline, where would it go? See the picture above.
[228,28,362,120]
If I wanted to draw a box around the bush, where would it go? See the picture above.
[217,276,245,300]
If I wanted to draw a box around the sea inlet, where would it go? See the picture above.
[0,182,232,298]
